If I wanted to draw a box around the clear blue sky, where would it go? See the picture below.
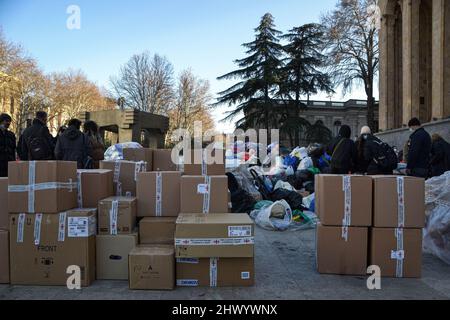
[0,0,376,132]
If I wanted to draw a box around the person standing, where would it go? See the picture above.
[326,125,358,174]
[55,118,92,169]
[406,118,431,178]
[17,111,55,161]
[430,134,450,177]
[0,113,16,177]
[83,120,105,169]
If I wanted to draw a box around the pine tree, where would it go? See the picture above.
[216,13,284,131]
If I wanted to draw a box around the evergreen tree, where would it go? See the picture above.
[216,13,284,131]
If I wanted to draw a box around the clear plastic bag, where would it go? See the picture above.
[250,200,292,231]
[104,142,143,161]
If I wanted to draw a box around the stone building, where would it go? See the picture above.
[378,0,450,131]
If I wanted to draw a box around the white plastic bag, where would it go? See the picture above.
[104,142,143,161]
[274,180,296,192]
[250,200,292,231]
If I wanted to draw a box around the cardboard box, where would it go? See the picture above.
[77,169,114,208]
[175,213,254,258]
[316,224,368,275]
[0,230,9,284]
[373,176,425,228]
[137,172,181,217]
[153,149,178,172]
[129,245,175,290]
[176,257,254,287]
[100,160,146,197]
[123,148,153,171]
[9,209,96,286]
[370,228,422,278]
[96,233,138,280]
[180,176,229,214]
[8,161,78,214]
[315,175,372,227]
[98,197,137,235]
[183,148,225,176]
[0,178,8,230]
[139,217,177,245]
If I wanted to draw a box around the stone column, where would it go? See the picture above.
[402,0,421,125]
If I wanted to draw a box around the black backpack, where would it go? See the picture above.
[27,127,52,160]
[371,137,398,171]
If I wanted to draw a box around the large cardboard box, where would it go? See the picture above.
[77,169,114,208]
[98,197,137,235]
[0,230,9,284]
[123,148,153,171]
[373,176,425,228]
[8,161,78,214]
[139,217,177,245]
[175,213,254,258]
[153,149,178,172]
[129,245,175,290]
[180,176,229,214]
[183,148,226,176]
[96,233,138,280]
[0,178,8,230]
[137,172,181,217]
[370,228,422,278]
[100,160,146,197]
[316,224,368,275]
[176,257,254,287]
[315,175,372,227]
[9,209,96,286]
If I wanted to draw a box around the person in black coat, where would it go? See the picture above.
[430,134,450,177]
[0,113,16,177]
[17,111,55,161]
[326,125,358,174]
[406,118,432,179]
[55,118,92,169]
[356,126,394,175]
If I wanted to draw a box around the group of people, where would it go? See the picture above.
[326,118,450,179]
[0,111,105,177]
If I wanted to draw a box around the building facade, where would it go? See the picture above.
[378,0,450,131]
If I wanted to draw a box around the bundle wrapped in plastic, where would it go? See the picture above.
[104,142,143,161]
[423,171,450,265]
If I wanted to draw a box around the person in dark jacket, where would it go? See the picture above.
[406,118,431,178]
[326,125,358,174]
[17,111,55,161]
[55,118,91,169]
[0,113,16,177]
[83,120,104,169]
[356,126,394,175]
[430,134,450,177]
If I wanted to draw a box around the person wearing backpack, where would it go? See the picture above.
[326,125,358,174]
[406,118,431,179]
[0,113,16,177]
[430,134,450,177]
[83,120,105,169]
[17,111,55,161]
[55,118,92,169]
[356,126,397,175]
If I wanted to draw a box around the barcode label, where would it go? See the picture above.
[197,184,209,194]
[177,279,199,287]
[241,272,250,280]
[391,250,405,260]
[68,216,96,237]
[228,226,252,237]
[176,258,199,264]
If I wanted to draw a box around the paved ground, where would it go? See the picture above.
[1,227,450,300]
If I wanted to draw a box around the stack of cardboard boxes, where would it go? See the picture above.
[0,177,9,284]
[315,174,425,278]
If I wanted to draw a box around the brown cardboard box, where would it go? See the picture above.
[123,148,153,171]
[370,228,422,278]
[8,161,78,214]
[183,148,225,176]
[129,245,175,290]
[316,224,368,275]
[180,176,229,214]
[315,175,372,227]
[176,257,254,287]
[175,213,254,258]
[137,172,181,217]
[77,169,114,208]
[0,178,8,230]
[96,233,138,280]
[9,209,96,286]
[98,197,137,235]
[373,176,425,228]
[0,230,9,284]
[139,217,177,245]
[100,160,146,197]
[153,149,178,172]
